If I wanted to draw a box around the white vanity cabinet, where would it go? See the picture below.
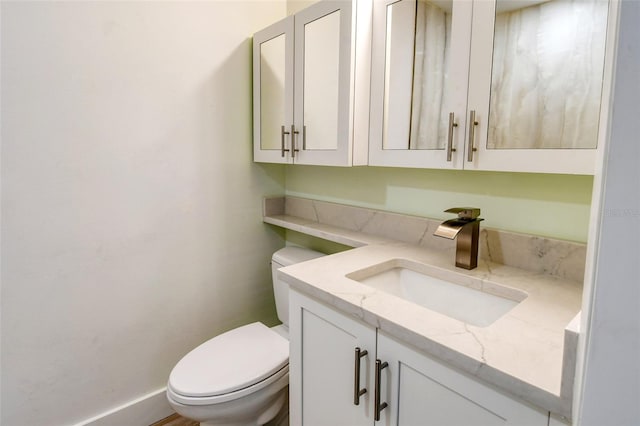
[252,1,371,166]
[369,0,618,174]
[290,290,550,426]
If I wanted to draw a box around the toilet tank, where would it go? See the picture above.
[271,246,325,328]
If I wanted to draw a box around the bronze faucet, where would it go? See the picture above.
[433,208,484,270]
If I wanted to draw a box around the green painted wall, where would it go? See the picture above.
[285,166,594,243]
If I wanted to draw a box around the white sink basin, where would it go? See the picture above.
[347,260,527,327]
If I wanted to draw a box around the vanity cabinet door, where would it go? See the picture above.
[377,331,549,426]
[369,0,472,169]
[289,290,376,426]
[465,0,617,174]
[253,16,295,164]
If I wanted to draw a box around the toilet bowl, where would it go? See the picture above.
[166,247,325,426]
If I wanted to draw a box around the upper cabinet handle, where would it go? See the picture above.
[447,112,458,162]
[303,125,307,150]
[281,125,290,158]
[291,124,299,158]
[467,110,478,162]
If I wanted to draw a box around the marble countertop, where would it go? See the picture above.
[278,242,582,419]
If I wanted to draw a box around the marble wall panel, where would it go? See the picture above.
[267,196,586,282]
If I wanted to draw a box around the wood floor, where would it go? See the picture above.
[151,410,290,426]
[151,398,289,426]
[150,413,199,426]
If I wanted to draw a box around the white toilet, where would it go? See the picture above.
[166,246,325,426]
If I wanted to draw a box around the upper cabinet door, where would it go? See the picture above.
[369,0,472,169]
[253,16,295,164]
[466,0,617,174]
[294,1,356,166]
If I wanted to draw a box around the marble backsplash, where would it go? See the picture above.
[264,196,586,283]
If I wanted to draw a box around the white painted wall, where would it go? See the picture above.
[287,0,317,15]
[577,0,640,424]
[1,1,287,425]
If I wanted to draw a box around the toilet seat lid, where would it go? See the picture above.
[169,322,288,398]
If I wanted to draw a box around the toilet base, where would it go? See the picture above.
[167,372,289,426]
[198,391,286,426]
[264,388,289,426]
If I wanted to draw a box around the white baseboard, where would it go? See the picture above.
[74,387,174,426]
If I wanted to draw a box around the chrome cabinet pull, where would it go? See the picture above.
[374,359,389,421]
[291,124,299,158]
[446,112,458,162]
[353,347,368,405]
[281,125,290,158]
[467,110,478,162]
[303,125,307,150]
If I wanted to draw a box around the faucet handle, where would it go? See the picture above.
[444,207,481,220]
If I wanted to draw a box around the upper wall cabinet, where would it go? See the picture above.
[253,16,294,164]
[253,1,372,166]
[369,0,618,174]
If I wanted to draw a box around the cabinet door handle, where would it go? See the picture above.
[467,110,478,162]
[303,125,307,150]
[281,125,290,158]
[447,112,458,162]
[374,359,389,421]
[353,347,368,405]
[291,124,299,158]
